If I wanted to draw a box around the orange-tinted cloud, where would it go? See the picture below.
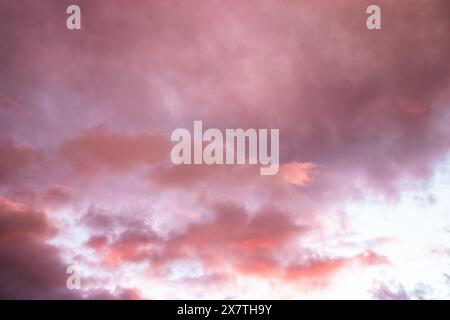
[279,162,317,186]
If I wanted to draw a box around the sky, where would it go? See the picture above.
[0,0,450,299]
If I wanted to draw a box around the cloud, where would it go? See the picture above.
[82,287,141,300]
[0,196,142,299]
[83,202,305,273]
[0,0,449,298]
[7,185,73,210]
[371,281,433,300]
[81,201,388,291]
[0,140,42,182]
[279,162,317,186]
[0,196,73,299]
[60,127,170,174]
[41,185,73,206]
[371,281,410,300]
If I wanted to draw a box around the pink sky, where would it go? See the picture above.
[1,0,450,299]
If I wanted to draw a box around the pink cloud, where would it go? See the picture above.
[60,127,170,174]
[0,140,42,182]
[0,0,449,298]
